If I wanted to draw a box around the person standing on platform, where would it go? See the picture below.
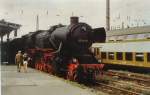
[15,51,23,72]
[23,52,28,72]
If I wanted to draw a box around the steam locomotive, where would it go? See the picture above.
[8,17,106,82]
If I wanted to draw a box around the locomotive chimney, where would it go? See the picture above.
[70,16,79,24]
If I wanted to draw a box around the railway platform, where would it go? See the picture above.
[1,65,106,95]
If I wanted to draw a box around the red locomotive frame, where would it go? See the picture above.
[27,48,104,82]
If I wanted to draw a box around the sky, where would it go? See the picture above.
[0,0,150,39]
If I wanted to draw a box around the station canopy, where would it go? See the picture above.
[0,19,21,37]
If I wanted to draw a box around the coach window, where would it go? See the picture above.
[108,52,114,60]
[117,52,123,60]
[147,53,150,62]
[125,52,133,61]
[135,53,144,62]
[101,52,107,59]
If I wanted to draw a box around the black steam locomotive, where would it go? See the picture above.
[8,17,106,82]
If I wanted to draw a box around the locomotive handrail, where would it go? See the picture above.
[49,38,57,49]
[51,42,62,54]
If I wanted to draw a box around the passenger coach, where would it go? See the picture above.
[92,41,150,69]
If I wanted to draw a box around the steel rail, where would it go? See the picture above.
[96,82,141,95]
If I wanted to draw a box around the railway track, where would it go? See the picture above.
[110,79,150,92]
[91,70,150,95]
[95,82,141,95]
[104,70,150,86]
[91,79,150,95]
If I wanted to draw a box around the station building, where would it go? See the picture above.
[106,26,150,42]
